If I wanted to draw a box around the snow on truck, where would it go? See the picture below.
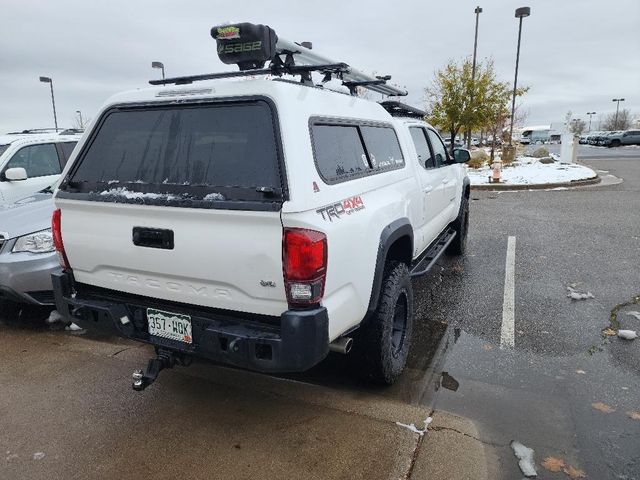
[51,23,470,389]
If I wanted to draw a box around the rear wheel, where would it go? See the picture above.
[447,194,469,256]
[352,261,414,384]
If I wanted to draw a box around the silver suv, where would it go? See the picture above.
[604,129,640,147]
[0,188,57,306]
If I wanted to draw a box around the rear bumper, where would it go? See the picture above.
[52,270,329,373]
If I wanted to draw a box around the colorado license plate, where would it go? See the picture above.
[147,308,192,344]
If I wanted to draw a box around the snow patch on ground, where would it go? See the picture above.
[511,441,537,477]
[467,156,597,186]
[46,310,64,325]
[395,417,433,436]
[618,330,638,340]
[567,286,594,300]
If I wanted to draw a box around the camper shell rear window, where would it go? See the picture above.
[59,98,286,211]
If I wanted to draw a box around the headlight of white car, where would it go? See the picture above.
[12,229,55,254]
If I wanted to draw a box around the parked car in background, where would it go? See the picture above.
[444,137,463,149]
[587,131,604,145]
[596,131,615,146]
[0,186,57,306]
[603,129,640,147]
[0,131,80,205]
[485,136,503,147]
[579,133,590,144]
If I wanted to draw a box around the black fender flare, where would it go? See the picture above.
[366,218,413,314]
[463,176,470,197]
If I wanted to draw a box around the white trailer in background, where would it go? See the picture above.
[519,123,566,144]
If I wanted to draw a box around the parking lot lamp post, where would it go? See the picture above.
[586,112,596,132]
[612,98,625,129]
[152,61,165,80]
[508,7,530,146]
[39,76,58,132]
[467,6,483,149]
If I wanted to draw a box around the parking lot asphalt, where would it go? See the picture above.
[1,148,638,480]
[423,151,640,479]
[434,160,639,479]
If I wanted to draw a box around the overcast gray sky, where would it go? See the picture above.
[1,0,638,133]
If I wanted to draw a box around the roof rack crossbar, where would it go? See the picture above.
[150,63,350,86]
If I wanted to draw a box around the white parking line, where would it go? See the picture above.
[500,236,516,348]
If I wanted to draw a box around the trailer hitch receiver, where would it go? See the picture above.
[132,348,191,391]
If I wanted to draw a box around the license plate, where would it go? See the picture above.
[147,308,192,344]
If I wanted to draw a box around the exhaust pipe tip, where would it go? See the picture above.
[329,336,353,355]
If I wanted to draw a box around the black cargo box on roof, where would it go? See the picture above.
[211,23,278,71]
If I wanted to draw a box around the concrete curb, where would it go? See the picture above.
[410,410,499,480]
[471,174,601,191]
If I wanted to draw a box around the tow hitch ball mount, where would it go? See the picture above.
[132,348,192,391]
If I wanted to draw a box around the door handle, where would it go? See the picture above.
[423,186,433,193]
[132,227,174,250]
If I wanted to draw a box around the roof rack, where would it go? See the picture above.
[150,23,407,97]
[379,101,426,119]
[6,128,60,135]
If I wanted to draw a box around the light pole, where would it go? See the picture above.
[612,98,625,129]
[586,111,596,132]
[152,61,165,80]
[508,6,531,146]
[467,5,483,148]
[39,76,58,132]
[76,110,84,129]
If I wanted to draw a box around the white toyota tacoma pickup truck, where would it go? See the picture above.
[52,23,470,389]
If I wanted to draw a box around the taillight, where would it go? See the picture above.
[52,209,70,269]
[283,228,327,307]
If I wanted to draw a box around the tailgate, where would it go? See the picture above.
[58,199,286,316]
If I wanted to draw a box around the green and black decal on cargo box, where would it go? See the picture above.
[211,23,278,70]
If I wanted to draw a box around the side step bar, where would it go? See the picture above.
[409,229,457,278]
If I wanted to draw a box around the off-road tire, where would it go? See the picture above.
[447,194,469,256]
[352,261,414,385]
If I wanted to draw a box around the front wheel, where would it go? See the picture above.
[351,261,414,384]
[447,195,469,256]
[610,139,621,148]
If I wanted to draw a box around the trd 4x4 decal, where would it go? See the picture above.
[316,196,365,222]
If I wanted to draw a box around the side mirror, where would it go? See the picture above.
[4,167,28,181]
[453,148,471,163]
